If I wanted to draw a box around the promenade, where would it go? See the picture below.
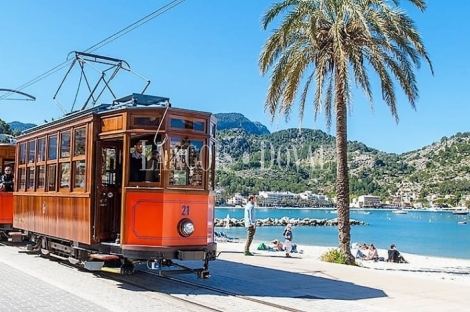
[1,241,469,311]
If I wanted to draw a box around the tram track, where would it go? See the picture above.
[98,269,304,312]
[98,271,224,312]
[142,270,305,312]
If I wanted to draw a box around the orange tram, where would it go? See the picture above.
[0,93,218,278]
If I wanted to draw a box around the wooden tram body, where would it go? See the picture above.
[9,93,217,278]
[0,144,15,230]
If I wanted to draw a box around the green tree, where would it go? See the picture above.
[0,118,13,134]
[259,0,432,263]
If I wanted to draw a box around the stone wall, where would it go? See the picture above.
[215,216,366,227]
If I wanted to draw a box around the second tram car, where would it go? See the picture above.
[10,93,217,278]
[0,143,15,234]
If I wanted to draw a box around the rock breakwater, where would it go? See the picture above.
[215,217,367,227]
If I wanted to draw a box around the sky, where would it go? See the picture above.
[0,0,469,154]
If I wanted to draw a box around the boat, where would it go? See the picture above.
[392,209,408,215]
[458,221,467,225]
[452,208,469,215]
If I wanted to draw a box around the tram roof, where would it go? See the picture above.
[20,93,214,137]
[21,103,112,135]
[112,93,170,107]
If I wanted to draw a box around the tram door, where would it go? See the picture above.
[94,141,123,242]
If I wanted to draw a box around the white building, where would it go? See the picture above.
[227,193,246,206]
[357,195,381,208]
[298,191,329,202]
[258,191,297,205]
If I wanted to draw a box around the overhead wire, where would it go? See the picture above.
[0,0,185,101]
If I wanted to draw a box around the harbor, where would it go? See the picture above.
[215,207,470,260]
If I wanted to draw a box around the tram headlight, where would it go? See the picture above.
[178,219,195,237]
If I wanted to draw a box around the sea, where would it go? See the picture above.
[215,207,470,260]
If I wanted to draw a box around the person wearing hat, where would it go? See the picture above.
[283,224,293,258]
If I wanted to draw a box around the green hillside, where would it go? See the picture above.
[216,126,470,207]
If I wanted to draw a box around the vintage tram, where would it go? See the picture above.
[0,143,15,234]
[9,93,217,278]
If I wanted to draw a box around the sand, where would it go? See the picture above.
[216,239,470,284]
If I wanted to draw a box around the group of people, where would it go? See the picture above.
[355,242,407,263]
[0,166,14,192]
[243,195,294,258]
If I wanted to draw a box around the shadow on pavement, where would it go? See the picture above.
[115,258,387,301]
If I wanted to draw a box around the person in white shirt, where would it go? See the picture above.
[243,195,257,256]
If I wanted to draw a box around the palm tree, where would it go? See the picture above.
[259,0,433,263]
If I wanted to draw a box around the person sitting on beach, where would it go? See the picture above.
[355,243,368,259]
[270,239,284,251]
[388,244,408,263]
[362,243,379,261]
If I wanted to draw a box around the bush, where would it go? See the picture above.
[320,248,355,265]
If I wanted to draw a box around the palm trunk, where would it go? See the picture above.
[335,68,355,264]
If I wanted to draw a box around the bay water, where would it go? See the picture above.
[215,207,470,260]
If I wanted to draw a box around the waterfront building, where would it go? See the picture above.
[357,195,381,208]
[298,191,329,202]
[258,191,296,206]
[227,193,246,206]
[257,191,331,207]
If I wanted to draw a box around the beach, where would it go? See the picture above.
[215,208,470,260]
[216,239,470,285]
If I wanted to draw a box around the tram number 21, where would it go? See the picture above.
[181,205,190,216]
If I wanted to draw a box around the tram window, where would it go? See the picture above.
[74,128,86,156]
[132,116,160,127]
[208,141,215,190]
[102,148,116,185]
[144,148,161,183]
[60,163,71,189]
[170,118,205,132]
[38,138,46,162]
[27,167,35,190]
[48,135,57,161]
[19,168,26,190]
[210,123,216,137]
[47,164,57,191]
[74,160,86,188]
[60,131,71,158]
[19,143,26,165]
[168,137,204,187]
[28,141,36,163]
[129,135,161,184]
[37,165,45,189]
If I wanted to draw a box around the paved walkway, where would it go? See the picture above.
[1,242,470,311]
[0,244,209,312]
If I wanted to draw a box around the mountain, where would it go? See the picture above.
[8,121,36,132]
[215,118,470,207]
[215,113,270,135]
